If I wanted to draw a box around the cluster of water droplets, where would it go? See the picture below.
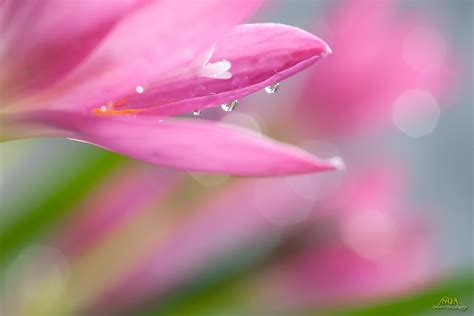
[191,82,280,116]
[99,81,280,118]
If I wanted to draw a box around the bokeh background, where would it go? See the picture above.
[1,0,472,315]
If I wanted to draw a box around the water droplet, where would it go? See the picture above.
[100,105,108,112]
[135,85,144,94]
[221,100,238,112]
[193,110,201,116]
[265,82,280,94]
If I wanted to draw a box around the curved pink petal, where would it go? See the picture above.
[22,111,341,176]
[102,23,331,116]
[0,0,141,102]
[40,0,262,114]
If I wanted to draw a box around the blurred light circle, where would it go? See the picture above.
[284,139,344,202]
[402,27,447,71]
[341,209,397,259]
[4,245,69,305]
[392,90,441,138]
[253,179,313,227]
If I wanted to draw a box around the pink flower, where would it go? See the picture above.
[251,163,434,309]
[297,0,458,138]
[69,163,433,313]
[0,0,341,175]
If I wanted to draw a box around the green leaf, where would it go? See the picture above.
[312,272,474,316]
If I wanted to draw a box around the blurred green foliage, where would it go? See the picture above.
[0,146,125,269]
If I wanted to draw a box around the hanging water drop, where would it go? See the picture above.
[193,110,201,116]
[221,100,238,112]
[265,82,280,94]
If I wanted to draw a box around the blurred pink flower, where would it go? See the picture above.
[61,163,432,313]
[0,0,340,176]
[47,165,330,312]
[252,163,434,309]
[298,0,458,137]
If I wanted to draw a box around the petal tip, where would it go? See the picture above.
[328,156,346,171]
[324,42,333,56]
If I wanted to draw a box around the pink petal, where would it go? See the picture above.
[0,0,141,101]
[55,167,180,257]
[297,0,458,138]
[42,0,262,113]
[26,111,341,176]
[103,23,331,116]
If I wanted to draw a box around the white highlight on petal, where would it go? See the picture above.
[135,85,144,94]
[199,59,232,80]
[196,42,232,80]
[67,138,90,145]
[322,40,332,56]
[100,105,108,112]
[392,89,441,138]
[201,43,216,65]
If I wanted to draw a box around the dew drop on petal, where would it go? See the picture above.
[193,110,201,116]
[100,105,108,112]
[265,82,280,94]
[135,85,144,94]
[221,100,238,112]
